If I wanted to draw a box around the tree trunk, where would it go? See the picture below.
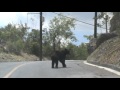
[58,39,61,50]
[53,35,56,52]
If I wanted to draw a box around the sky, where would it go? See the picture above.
[0,12,112,46]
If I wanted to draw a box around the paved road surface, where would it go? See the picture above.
[0,60,120,78]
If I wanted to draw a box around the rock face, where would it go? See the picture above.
[87,36,120,67]
[87,12,120,69]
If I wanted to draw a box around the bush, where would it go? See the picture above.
[6,40,24,55]
[30,42,40,57]
[96,33,118,48]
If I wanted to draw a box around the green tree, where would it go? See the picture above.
[84,35,94,41]
[97,12,111,33]
[84,34,101,41]
[25,29,40,56]
[0,23,28,55]
[77,43,88,60]
[110,12,120,35]
[66,43,88,60]
[49,13,77,51]
[42,30,52,57]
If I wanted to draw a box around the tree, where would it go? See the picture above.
[77,43,88,60]
[110,12,120,35]
[25,29,40,56]
[42,30,53,58]
[84,35,94,41]
[0,23,28,55]
[97,12,111,33]
[66,43,88,60]
[49,13,77,51]
[84,34,101,41]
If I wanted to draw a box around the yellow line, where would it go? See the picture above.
[84,61,120,76]
[3,63,27,78]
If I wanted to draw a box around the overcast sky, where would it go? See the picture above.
[0,12,111,46]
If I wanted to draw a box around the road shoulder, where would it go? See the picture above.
[84,61,120,76]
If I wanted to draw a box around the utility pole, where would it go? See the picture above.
[94,12,97,38]
[40,12,42,61]
[27,12,44,61]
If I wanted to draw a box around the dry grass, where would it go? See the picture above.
[0,52,39,62]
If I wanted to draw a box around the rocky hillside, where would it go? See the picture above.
[87,36,120,68]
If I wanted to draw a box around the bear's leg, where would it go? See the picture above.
[60,59,66,68]
[52,60,54,68]
[55,60,58,68]
[63,60,66,68]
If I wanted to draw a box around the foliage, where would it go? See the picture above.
[0,13,92,60]
[96,33,118,48]
[66,43,88,60]
[49,13,77,51]
[84,35,94,41]
[97,12,111,33]
[0,23,27,55]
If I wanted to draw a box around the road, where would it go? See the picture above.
[0,60,120,78]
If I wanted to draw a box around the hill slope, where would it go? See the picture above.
[0,53,39,62]
[87,36,120,68]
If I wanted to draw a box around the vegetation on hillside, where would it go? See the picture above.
[0,14,90,60]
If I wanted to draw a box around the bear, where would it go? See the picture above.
[51,49,70,68]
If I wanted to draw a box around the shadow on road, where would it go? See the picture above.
[51,67,72,69]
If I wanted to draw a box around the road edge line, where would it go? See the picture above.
[84,61,120,76]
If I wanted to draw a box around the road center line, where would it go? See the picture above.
[3,62,34,78]
[84,61,120,76]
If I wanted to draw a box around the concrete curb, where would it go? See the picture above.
[87,60,120,72]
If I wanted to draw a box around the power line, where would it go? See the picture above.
[52,12,110,30]
[52,12,94,26]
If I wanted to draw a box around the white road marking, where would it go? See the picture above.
[84,61,120,76]
[3,62,35,78]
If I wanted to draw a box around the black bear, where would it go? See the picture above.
[51,49,70,68]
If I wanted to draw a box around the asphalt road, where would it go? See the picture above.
[0,60,120,78]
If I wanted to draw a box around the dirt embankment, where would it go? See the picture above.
[0,53,40,62]
[87,36,120,70]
